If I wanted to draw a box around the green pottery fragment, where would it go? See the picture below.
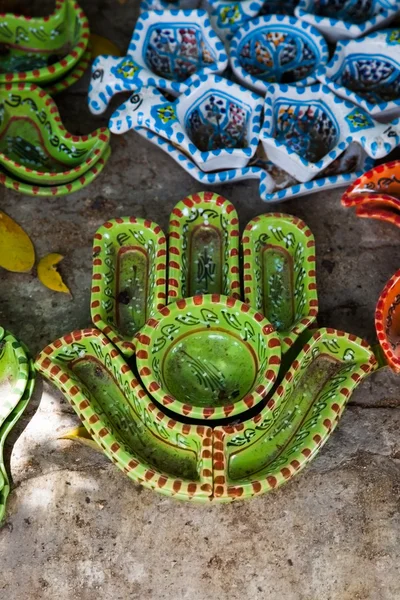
[136,294,281,421]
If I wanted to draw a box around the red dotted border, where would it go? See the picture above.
[168,191,241,302]
[212,327,377,500]
[91,217,167,358]
[0,146,110,196]
[242,213,318,353]
[34,328,213,500]
[136,294,282,421]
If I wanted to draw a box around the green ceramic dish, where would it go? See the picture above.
[242,214,318,354]
[0,146,110,196]
[0,327,30,429]
[168,192,241,302]
[0,0,90,84]
[0,343,35,522]
[212,328,377,501]
[91,217,167,358]
[0,83,109,183]
[44,46,91,96]
[136,294,282,421]
[34,329,213,501]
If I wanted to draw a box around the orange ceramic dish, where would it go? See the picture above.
[342,160,400,372]
[375,270,400,373]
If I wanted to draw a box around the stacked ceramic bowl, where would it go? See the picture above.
[0,82,111,196]
[0,327,35,521]
[0,0,91,95]
[87,4,400,203]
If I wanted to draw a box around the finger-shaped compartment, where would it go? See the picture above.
[168,192,241,302]
[35,329,213,500]
[242,213,318,353]
[91,218,167,357]
[213,328,377,500]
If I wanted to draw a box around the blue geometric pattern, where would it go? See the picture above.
[345,108,375,131]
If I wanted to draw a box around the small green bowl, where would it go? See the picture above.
[0,0,90,85]
[0,146,110,196]
[0,82,109,184]
[136,294,282,420]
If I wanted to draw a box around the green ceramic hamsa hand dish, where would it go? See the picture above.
[35,192,379,502]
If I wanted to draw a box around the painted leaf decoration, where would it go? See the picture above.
[37,253,70,294]
[90,34,122,58]
[0,211,35,273]
[59,426,100,452]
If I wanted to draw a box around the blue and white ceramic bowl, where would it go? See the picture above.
[261,83,400,182]
[207,0,299,42]
[88,9,227,115]
[134,126,373,203]
[295,0,400,43]
[109,72,264,172]
[229,14,328,94]
[317,29,400,123]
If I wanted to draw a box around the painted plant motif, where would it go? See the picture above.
[337,57,400,104]
[186,93,249,152]
[274,101,338,163]
[36,194,380,503]
[144,24,216,81]
[239,31,317,84]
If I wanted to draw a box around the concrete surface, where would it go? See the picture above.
[1,2,400,599]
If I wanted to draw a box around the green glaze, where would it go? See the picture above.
[34,329,213,501]
[44,46,91,96]
[0,0,89,84]
[0,327,29,427]
[213,328,377,500]
[242,213,318,354]
[136,295,281,420]
[0,145,110,196]
[91,217,167,358]
[36,202,381,503]
[168,192,241,302]
[0,83,110,184]
[0,339,34,522]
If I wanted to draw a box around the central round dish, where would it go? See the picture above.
[136,294,281,420]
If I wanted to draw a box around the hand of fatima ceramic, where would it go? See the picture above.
[88,55,146,115]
